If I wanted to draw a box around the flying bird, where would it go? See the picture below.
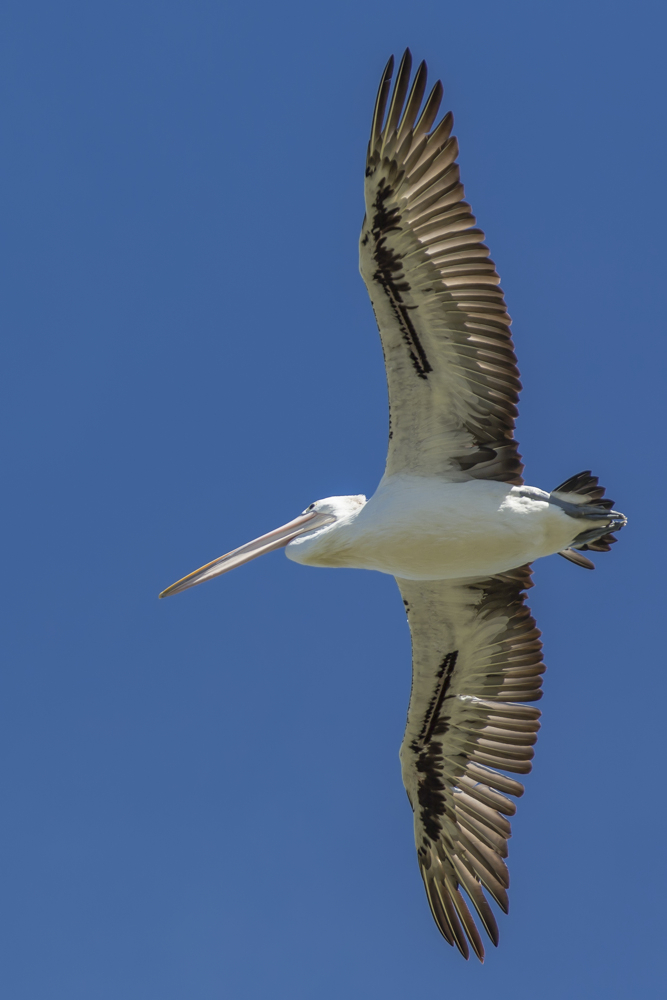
[160,51,626,961]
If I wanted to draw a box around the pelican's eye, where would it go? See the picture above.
[306,503,316,512]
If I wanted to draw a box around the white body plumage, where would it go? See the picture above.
[286,478,589,580]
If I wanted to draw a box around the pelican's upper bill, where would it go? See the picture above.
[160,50,627,962]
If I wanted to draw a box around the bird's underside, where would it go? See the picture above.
[360,51,626,960]
[159,46,627,965]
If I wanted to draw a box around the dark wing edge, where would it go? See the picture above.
[397,566,543,960]
[361,50,524,484]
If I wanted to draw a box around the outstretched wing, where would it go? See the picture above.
[397,567,543,961]
[360,51,523,484]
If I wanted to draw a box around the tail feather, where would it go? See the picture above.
[558,549,595,570]
[552,470,626,568]
[551,470,614,508]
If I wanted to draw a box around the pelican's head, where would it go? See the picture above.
[159,494,367,598]
[285,494,367,566]
[298,494,367,521]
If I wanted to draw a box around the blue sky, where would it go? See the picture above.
[2,1,666,997]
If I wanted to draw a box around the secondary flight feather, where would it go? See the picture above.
[160,51,626,961]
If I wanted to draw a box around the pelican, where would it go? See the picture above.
[160,51,626,961]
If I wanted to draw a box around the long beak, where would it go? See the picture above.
[159,510,334,598]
